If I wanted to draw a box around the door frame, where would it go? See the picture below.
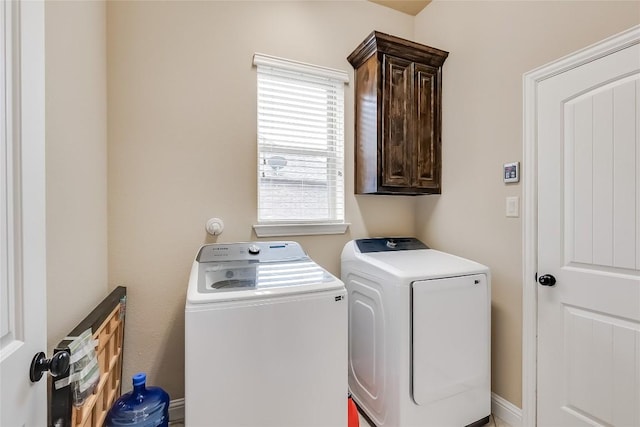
[522,25,640,427]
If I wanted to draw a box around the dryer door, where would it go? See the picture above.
[411,274,490,405]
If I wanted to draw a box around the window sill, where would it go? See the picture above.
[253,222,350,237]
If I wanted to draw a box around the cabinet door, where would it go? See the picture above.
[381,54,413,188]
[413,63,440,191]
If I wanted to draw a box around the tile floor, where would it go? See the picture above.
[170,412,512,426]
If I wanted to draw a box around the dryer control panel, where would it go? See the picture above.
[355,237,429,253]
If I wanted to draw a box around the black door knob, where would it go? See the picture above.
[538,274,556,287]
[29,350,70,382]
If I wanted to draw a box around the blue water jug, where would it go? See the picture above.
[105,372,170,427]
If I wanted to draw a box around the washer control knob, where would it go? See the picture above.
[248,244,260,255]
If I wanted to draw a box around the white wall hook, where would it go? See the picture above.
[205,217,224,236]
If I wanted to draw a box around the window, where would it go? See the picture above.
[253,54,349,237]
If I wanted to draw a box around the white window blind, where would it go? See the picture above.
[254,54,348,226]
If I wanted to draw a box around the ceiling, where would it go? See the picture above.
[368,0,431,16]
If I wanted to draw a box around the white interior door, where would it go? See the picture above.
[537,35,640,426]
[0,1,47,425]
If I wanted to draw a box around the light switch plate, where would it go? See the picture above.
[506,196,519,217]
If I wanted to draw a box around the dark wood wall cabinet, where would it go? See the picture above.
[348,31,448,195]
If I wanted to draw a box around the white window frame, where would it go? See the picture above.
[252,53,350,237]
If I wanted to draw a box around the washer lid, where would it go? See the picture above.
[203,258,336,291]
[189,260,342,303]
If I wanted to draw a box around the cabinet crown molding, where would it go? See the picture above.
[347,31,449,69]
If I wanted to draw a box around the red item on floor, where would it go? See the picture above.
[348,394,359,427]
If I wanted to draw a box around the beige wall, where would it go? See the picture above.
[413,1,640,407]
[46,0,109,352]
[107,0,417,397]
[83,0,640,407]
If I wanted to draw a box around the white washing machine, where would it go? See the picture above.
[341,238,491,427]
[185,241,347,427]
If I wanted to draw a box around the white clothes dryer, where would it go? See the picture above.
[185,241,347,427]
[341,238,491,427]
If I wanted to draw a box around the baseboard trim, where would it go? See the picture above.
[174,394,521,425]
[169,398,185,423]
[491,393,522,427]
